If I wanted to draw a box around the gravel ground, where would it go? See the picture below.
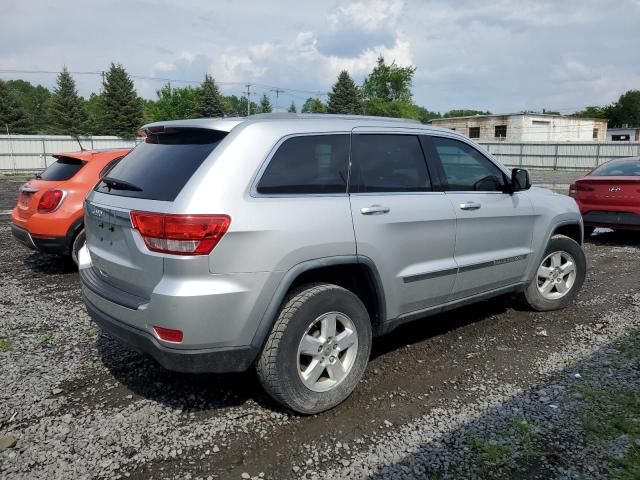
[1,171,639,479]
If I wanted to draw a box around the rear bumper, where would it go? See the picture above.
[83,293,258,373]
[11,222,70,255]
[582,210,640,230]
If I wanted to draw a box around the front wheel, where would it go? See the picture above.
[256,283,372,414]
[521,234,586,311]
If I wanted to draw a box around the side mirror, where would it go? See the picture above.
[511,168,531,192]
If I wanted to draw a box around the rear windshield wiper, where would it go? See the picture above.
[101,176,143,192]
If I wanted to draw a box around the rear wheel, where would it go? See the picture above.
[70,228,85,267]
[256,283,372,414]
[521,234,586,311]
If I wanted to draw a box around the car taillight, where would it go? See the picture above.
[153,326,183,342]
[37,189,65,213]
[130,211,230,256]
[569,183,594,195]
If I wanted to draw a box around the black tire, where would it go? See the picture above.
[522,234,586,311]
[583,226,595,238]
[70,228,85,267]
[256,283,372,414]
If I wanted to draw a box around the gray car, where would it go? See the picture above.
[79,114,586,413]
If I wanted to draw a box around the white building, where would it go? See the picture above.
[607,127,640,142]
[431,113,608,142]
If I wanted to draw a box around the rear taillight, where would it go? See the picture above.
[37,189,65,213]
[130,211,230,256]
[569,183,594,196]
[153,326,183,343]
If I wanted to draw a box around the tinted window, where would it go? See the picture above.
[40,157,85,181]
[95,129,226,201]
[591,159,640,176]
[432,136,506,191]
[257,135,349,194]
[350,135,430,193]
[99,156,124,179]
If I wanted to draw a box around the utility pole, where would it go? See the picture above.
[245,84,251,116]
[100,70,106,93]
[271,88,285,112]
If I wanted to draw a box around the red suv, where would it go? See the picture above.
[11,148,130,265]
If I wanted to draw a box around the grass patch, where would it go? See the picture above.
[0,338,12,352]
[39,333,54,344]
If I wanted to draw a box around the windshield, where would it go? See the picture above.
[94,128,227,201]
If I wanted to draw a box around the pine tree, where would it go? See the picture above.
[100,63,143,136]
[327,71,362,114]
[47,67,87,135]
[288,101,297,113]
[0,80,32,133]
[192,74,225,118]
[259,94,273,113]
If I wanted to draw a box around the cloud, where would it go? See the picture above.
[0,0,638,112]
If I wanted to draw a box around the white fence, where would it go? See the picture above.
[0,135,139,171]
[478,141,640,170]
[1,135,640,172]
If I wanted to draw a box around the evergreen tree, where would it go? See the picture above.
[192,74,225,118]
[0,80,32,133]
[327,71,362,114]
[288,101,297,113]
[47,67,87,135]
[301,97,326,113]
[100,63,143,136]
[259,94,273,113]
[6,80,50,133]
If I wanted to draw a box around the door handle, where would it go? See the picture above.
[361,205,390,215]
[459,201,481,211]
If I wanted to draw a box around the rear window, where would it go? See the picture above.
[95,128,227,201]
[40,157,85,181]
[591,159,640,177]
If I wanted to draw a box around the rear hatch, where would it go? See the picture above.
[573,177,640,208]
[15,156,85,220]
[85,127,228,299]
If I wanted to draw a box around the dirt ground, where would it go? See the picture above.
[1,171,639,479]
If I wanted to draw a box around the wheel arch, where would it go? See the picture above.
[250,256,387,354]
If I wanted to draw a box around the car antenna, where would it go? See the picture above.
[72,134,86,152]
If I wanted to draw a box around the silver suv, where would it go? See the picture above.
[79,114,586,413]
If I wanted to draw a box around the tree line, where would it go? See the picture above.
[1,58,638,137]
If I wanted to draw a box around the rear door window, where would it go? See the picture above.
[95,128,226,201]
[40,157,85,181]
[256,134,349,194]
[350,134,431,193]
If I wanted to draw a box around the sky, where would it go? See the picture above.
[1,0,639,114]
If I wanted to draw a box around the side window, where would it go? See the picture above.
[99,156,124,179]
[257,135,349,194]
[350,134,431,193]
[431,136,506,192]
